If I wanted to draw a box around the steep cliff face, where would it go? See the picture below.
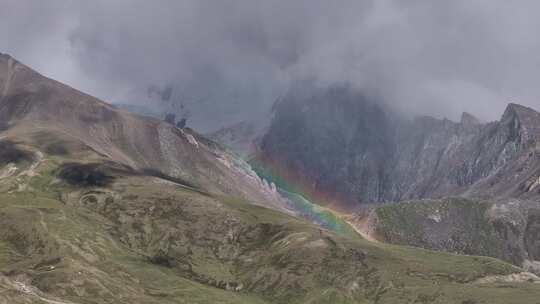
[207,121,267,158]
[259,86,396,209]
[258,85,540,210]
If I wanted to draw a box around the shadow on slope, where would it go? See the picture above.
[56,161,202,192]
[0,140,32,165]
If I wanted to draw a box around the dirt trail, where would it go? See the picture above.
[13,281,76,304]
[473,272,540,284]
[346,219,379,243]
[19,151,44,177]
[343,211,380,243]
[0,274,78,304]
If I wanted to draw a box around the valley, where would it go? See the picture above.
[2,53,540,303]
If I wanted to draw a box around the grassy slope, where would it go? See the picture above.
[374,198,527,266]
[1,139,540,303]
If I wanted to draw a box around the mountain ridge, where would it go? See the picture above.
[0,54,287,212]
[257,85,540,210]
[4,54,540,303]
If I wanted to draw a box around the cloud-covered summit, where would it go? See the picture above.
[2,0,540,131]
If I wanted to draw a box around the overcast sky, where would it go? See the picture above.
[2,0,540,131]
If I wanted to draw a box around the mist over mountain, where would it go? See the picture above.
[5,2,540,303]
[258,84,540,210]
[5,50,540,304]
[3,0,540,131]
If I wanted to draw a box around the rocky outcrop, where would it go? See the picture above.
[207,120,265,158]
[258,85,396,210]
[258,85,540,210]
[359,198,540,274]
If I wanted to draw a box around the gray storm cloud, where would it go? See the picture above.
[2,0,540,131]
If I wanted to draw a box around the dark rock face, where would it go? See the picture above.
[0,140,32,165]
[260,86,396,209]
[259,85,540,210]
[164,113,176,124]
[208,121,262,158]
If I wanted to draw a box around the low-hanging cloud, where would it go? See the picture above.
[2,0,540,131]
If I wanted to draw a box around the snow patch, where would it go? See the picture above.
[474,272,540,284]
[185,133,199,148]
[0,163,17,179]
[304,239,328,248]
[527,176,540,192]
[524,259,540,274]
[428,211,442,223]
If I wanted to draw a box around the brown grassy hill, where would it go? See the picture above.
[0,53,286,211]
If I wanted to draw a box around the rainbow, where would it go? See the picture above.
[250,153,356,236]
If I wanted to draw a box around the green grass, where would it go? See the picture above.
[374,198,520,265]
[1,141,540,303]
[115,256,270,304]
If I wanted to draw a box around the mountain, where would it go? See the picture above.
[258,84,540,210]
[0,53,285,212]
[255,83,540,275]
[4,54,540,303]
[113,103,163,119]
[207,120,266,158]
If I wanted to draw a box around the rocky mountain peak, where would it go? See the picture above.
[0,53,16,69]
[502,103,540,123]
[259,86,540,209]
[0,54,287,211]
[460,112,481,126]
[501,103,540,145]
